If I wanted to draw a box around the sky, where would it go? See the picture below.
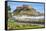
[8,2,44,13]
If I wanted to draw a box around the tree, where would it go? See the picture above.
[7,5,12,18]
[7,6,11,11]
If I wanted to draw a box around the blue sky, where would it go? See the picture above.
[8,2,44,13]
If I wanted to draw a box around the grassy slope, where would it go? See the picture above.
[7,19,44,30]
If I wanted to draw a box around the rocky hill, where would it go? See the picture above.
[13,5,44,16]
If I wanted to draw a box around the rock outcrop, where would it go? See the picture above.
[13,5,44,16]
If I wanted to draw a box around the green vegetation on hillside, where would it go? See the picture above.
[7,19,44,30]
